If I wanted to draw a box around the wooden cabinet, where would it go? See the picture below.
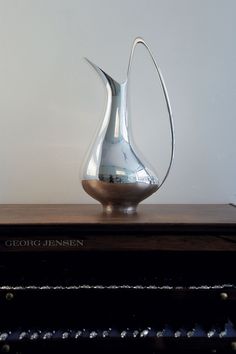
[0,204,235,353]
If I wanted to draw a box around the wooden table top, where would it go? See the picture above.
[0,204,235,225]
[0,204,235,252]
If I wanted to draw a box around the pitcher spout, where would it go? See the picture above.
[84,57,121,96]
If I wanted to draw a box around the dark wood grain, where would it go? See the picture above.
[0,204,235,225]
[0,204,235,252]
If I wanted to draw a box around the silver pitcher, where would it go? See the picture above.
[82,38,175,214]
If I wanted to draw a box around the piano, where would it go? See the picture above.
[0,204,235,353]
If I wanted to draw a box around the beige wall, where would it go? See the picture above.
[0,0,235,204]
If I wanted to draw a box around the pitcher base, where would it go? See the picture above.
[82,179,158,215]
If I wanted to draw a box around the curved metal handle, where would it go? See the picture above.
[127,37,175,189]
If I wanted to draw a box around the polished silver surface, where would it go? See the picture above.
[0,284,234,290]
[19,332,27,340]
[219,330,227,338]
[82,180,158,214]
[89,331,98,339]
[133,330,139,338]
[82,37,175,214]
[140,329,149,337]
[174,331,181,338]
[0,333,8,341]
[62,332,70,339]
[102,330,109,338]
[43,332,53,340]
[75,330,82,339]
[120,330,127,338]
[207,330,216,338]
[30,332,39,340]
[0,324,235,340]
[156,331,164,338]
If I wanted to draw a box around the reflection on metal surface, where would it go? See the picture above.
[174,331,181,338]
[43,332,53,340]
[0,284,234,290]
[89,331,98,339]
[82,180,158,214]
[0,333,8,341]
[62,332,70,339]
[75,331,82,339]
[30,332,39,340]
[207,330,216,338]
[140,329,149,338]
[82,37,175,214]
[120,331,127,338]
[0,322,236,341]
[19,332,27,340]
